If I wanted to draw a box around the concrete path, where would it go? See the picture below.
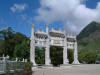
[32,64,100,75]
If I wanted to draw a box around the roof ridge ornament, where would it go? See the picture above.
[32,24,34,28]
[46,24,49,27]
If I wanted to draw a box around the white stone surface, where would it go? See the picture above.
[45,24,51,66]
[45,42,51,66]
[63,29,69,65]
[30,24,36,66]
[72,41,80,64]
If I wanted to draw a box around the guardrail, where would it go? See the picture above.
[0,61,5,74]
[0,56,27,75]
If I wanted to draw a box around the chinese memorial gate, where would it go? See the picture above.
[30,24,80,67]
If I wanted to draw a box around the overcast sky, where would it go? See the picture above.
[0,0,100,36]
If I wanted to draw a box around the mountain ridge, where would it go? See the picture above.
[78,21,100,63]
[77,21,100,40]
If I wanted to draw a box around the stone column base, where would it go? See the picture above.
[72,60,80,65]
[63,60,69,65]
[32,63,37,67]
[32,66,38,71]
[45,64,53,67]
[60,63,70,66]
[60,64,72,68]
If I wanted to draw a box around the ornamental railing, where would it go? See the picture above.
[0,56,27,74]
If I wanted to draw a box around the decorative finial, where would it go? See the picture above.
[64,25,67,35]
[32,24,34,28]
[73,32,77,36]
[46,24,49,27]
[31,24,34,39]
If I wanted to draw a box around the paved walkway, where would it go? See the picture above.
[32,64,100,75]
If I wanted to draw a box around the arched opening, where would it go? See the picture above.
[50,46,63,66]
[68,49,74,64]
[35,47,45,65]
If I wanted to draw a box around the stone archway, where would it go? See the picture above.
[30,24,80,66]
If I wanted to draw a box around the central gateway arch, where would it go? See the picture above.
[30,24,80,67]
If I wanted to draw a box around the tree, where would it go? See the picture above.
[79,48,97,64]
[35,47,45,64]
[50,46,63,66]
[68,49,74,64]
[0,27,29,58]
[0,27,15,57]
[13,40,30,60]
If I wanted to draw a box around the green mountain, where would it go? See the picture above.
[78,21,100,40]
[77,21,100,63]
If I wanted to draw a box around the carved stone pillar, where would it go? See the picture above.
[30,24,36,66]
[45,24,51,66]
[72,41,80,64]
[45,39,51,66]
[63,44,69,65]
[30,40,36,66]
[63,29,69,65]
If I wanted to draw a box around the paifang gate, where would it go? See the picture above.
[30,24,80,66]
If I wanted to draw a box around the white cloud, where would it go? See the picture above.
[34,0,100,34]
[20,14,27,20]
[80,0,88,3]
[10,4,27,13]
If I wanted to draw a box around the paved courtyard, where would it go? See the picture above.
[32,64,100,75]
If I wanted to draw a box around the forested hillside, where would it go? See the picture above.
[78,21,100,63]
[0,27,29,60]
